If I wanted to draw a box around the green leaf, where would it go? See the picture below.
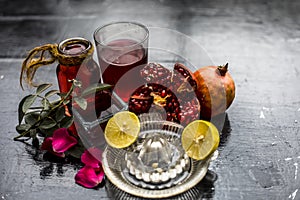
[74,97,87,110]
[42,98,50,110]
[36,83,52,95]
[22,95,37,113]
[39,117,57,129]
[45,90,59,98]
[18,95,31,124]
[40,110,49,119]
[55,106,66,122]
[59,116,74,128]
[16,124,31,134]
[50,100,61,107]
[81,83,112,97]
[39,125,59,137]
[24,112,40,126]
[66,145,85,159]
[30,129,37,138]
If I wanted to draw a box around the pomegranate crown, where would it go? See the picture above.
[217,63,229,76]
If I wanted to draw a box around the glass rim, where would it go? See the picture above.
[93,21,149,50]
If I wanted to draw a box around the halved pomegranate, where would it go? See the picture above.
[140,63,172,86]
[128,83,181,123]
[132,62,200,125]
[140,62,197,98]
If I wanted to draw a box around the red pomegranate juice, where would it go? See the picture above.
[98,39,148,102]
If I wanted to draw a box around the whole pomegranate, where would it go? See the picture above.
[134,63,200,125]
[194,63,235,119]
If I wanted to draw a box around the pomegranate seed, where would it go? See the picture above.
[161,90,166,97]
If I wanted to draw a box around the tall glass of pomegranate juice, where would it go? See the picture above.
[94,22,149,102]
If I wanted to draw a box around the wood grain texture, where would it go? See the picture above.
[0,0,300,199]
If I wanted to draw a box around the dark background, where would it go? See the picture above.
[0,0,300,199]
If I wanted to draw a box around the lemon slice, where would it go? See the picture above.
[104,111,140,148]
[181,120,220,160]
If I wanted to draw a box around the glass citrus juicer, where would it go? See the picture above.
[124,113,191,189]
[101,112,219,199]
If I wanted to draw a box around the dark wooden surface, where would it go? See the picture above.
[1,0,300,199]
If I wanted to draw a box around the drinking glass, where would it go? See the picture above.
[94,22,149,102]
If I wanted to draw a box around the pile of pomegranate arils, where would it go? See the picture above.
[128,62,236,126]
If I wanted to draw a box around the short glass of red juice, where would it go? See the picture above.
[93,22,149,102]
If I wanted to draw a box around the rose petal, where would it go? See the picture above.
[75,166,104,188]
[40,137,65,157]
[52,128,77,153]
[87,147,103,161]
[40,137,53,151]
[81,149,102,168]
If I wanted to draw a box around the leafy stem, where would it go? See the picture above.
[15,80,112,142]
[14,81,77,141]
